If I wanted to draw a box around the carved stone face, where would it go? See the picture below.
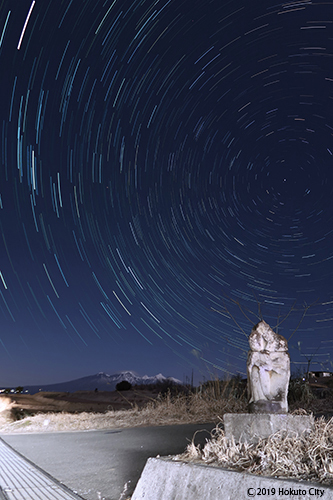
[249,320,288,352]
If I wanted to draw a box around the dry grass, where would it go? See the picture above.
[2,378,333,500]
[1,378,332,500]
[1,377,332,437]
[0,379,247,434]
[173,414,333,485]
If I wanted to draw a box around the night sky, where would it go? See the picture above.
[1,0,333,387]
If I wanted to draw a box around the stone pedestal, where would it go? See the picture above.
[248,400,286,414]
[223,413,314,445]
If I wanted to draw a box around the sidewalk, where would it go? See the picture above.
[0,438,85,500]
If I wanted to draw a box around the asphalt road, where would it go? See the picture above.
[1,422,217,500]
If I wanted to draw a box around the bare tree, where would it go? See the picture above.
[212,293,318,343]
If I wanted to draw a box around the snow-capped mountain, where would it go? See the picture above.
[22,371,182,394]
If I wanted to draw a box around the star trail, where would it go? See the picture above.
[1,0,333,386]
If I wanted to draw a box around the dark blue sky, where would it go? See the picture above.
[1,0,333,387]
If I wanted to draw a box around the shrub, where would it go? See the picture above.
[116,380,132,391]
[288,375,314,405]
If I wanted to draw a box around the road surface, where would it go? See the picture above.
[1,422,217,500]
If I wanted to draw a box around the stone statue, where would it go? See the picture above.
[247,320,290,413]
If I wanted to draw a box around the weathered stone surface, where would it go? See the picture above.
[223,413,314,445]
[247,320,290,413]
[131,455,332,500]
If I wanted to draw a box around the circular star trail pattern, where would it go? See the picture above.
[1,0,333,384]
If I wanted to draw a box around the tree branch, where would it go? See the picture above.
[275,300,297,330]
[288,299,319,342]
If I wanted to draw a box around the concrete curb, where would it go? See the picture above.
[131,457,333,500]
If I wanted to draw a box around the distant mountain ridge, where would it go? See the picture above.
[20,371,182,394]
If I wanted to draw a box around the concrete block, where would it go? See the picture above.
[131,457,333,500]
[224,413,314,444]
